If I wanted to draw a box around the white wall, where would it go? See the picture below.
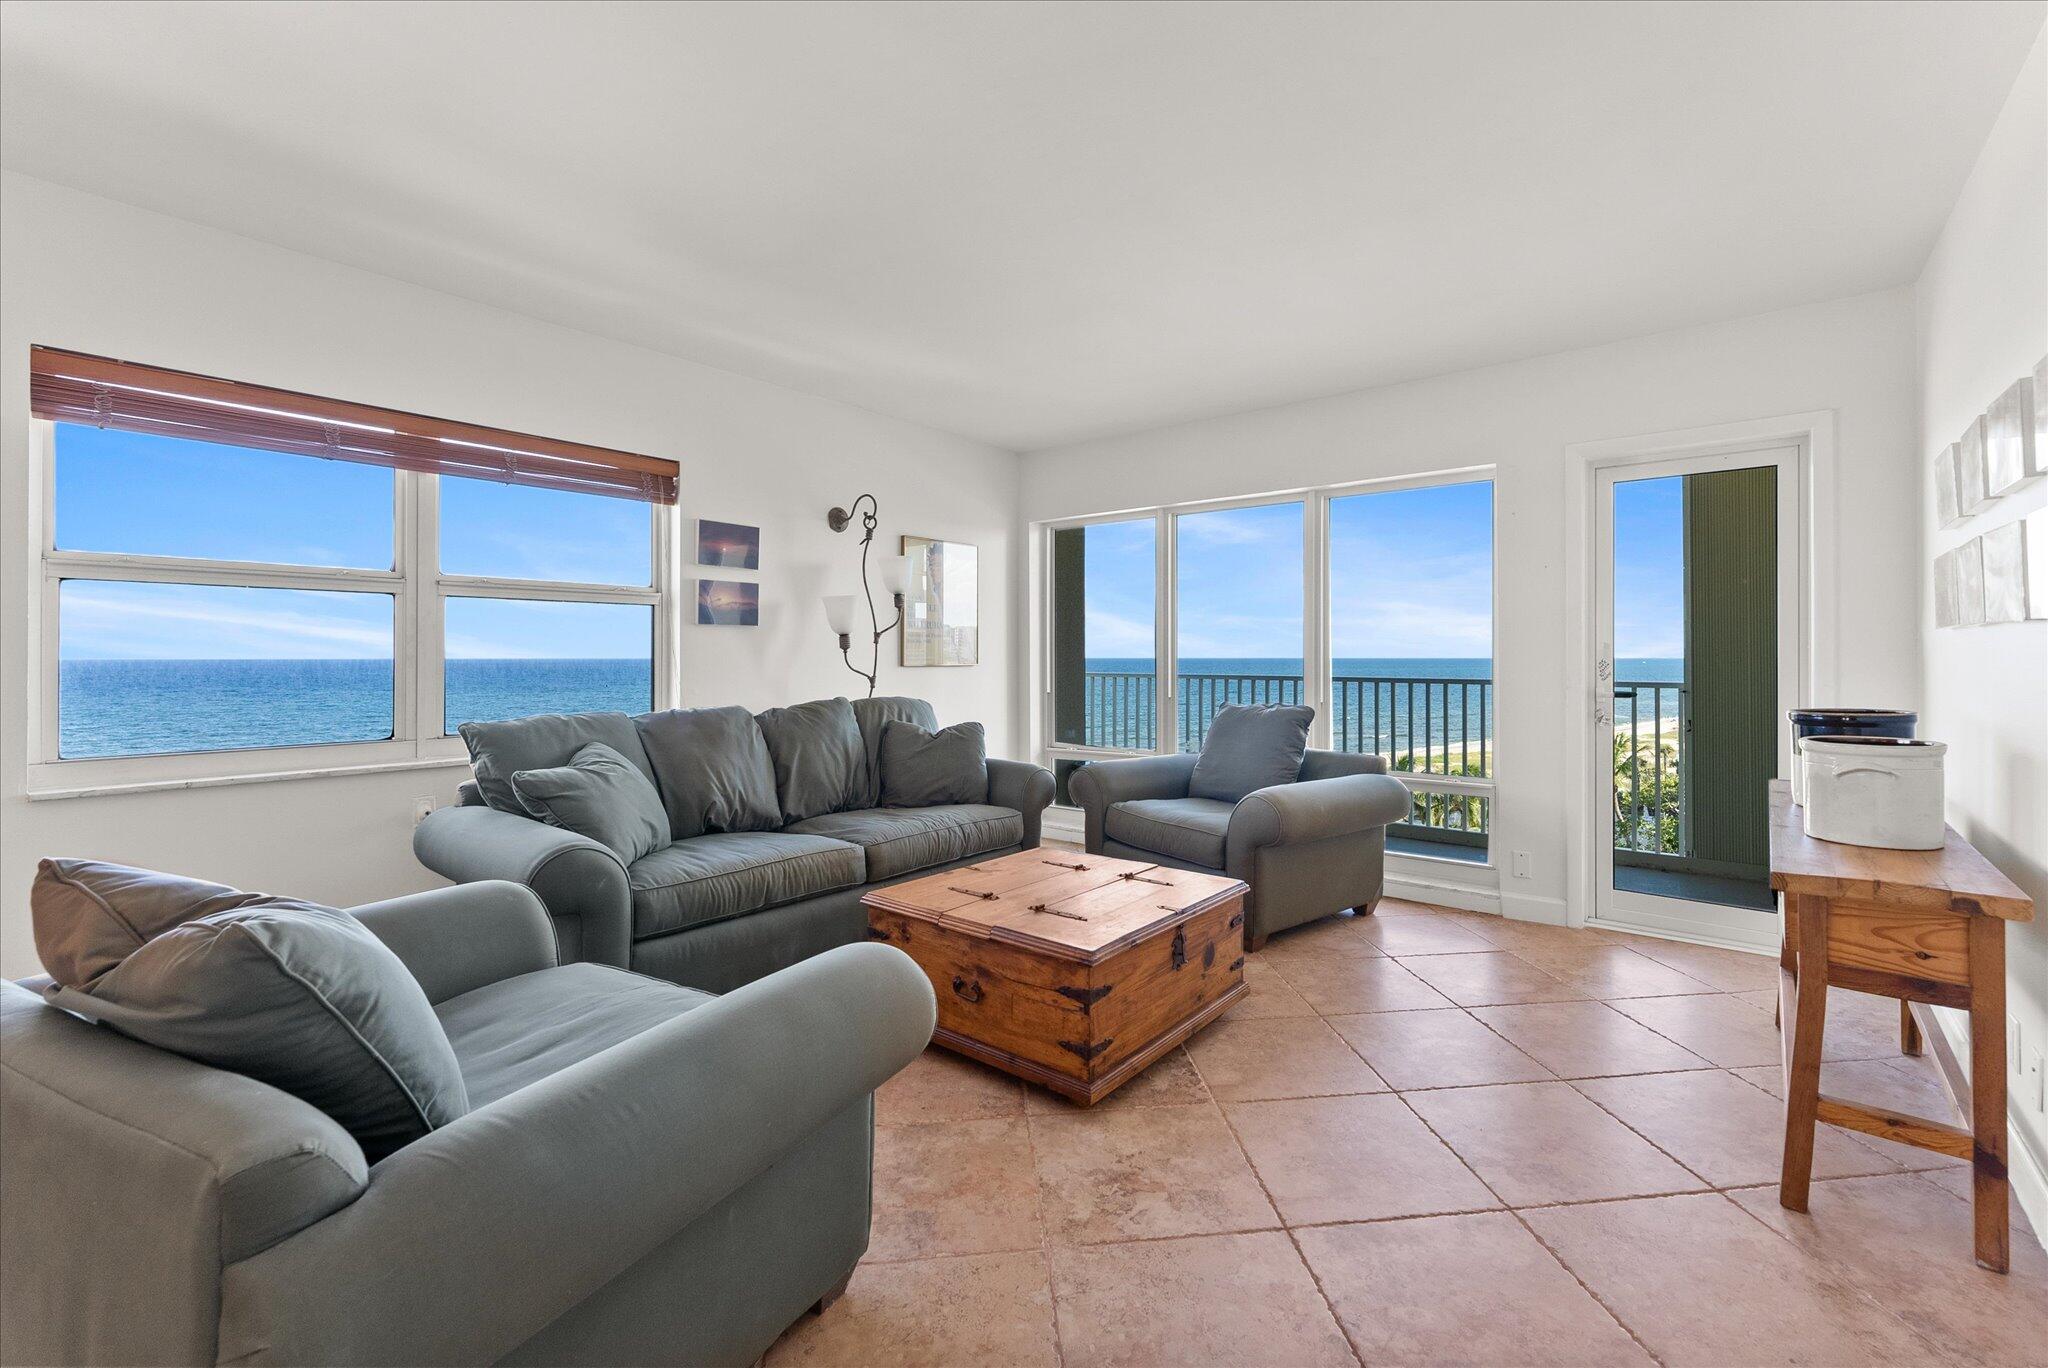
[0,172,1020,978]
[1913,32,2048,1214]
[1020,288,1923,924]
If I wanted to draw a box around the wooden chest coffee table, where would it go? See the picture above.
[863,850,1249,1105]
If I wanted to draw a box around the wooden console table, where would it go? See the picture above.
[1768,780,2032,1271]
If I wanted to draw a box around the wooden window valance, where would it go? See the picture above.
[29,346,678,504]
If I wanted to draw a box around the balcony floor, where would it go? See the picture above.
[1614,864,1775,911]
[1387,834,1487,865]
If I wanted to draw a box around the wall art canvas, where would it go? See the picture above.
[696,519,761,569]
[1954,536,1985,626]
[1955,415,1995,516]
[697,579,759,626]
[900,535,979,667]
[1980,521,2028,624]
[2036,355,2048,454]
[1984,375,2039,496]
[1933,547,1960,628]
[1934,444,1963,527]
[2028,508,2048,621]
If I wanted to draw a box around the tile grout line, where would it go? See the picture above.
[1385,1077,1668,1367]
[1185,1034,1368,1368]
[1019,1098,1069,1368]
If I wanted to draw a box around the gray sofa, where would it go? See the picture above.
[1069,749,1412,949]
[0,880,936,1367]
[416,696,1055,992]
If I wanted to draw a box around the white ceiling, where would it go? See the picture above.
[2,1,2041,450]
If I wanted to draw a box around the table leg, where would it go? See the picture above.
[1779,893,1829,1213]
[1900,999,1923,1056]
[1968,916,2009,1273]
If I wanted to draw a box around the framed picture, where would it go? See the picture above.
[697,579,758,626]
[1984,375,2039,497]
[900,536,979,667]
[696,518,760,569]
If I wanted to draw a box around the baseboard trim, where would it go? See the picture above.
[1499,891,1568,926]
[1921,1003,2048,1245]
[1385,872,1501,916]
[1041,806,1084,844]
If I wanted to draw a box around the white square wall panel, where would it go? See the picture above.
[1934,546,1961,628]
[1984,375,2039,496]
[1955,416,1996,516]
[1954,536,1986,626]
[1934,444,1964,527]
[2028,508,2048,622]
[1980,521,2027,623]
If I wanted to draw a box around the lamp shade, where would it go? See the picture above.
[822,594,856,636]
[877,554,911,597]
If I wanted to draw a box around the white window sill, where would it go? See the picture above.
[25,754,472,802]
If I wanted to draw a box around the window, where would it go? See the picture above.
[1041,473,1496,866]
[31,347,677,785]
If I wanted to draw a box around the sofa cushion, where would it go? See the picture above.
[627,832,866,940]
[879,719,988,807]
[43,897,468,1162]
[436,962,711,1108]
[755,697,866,823]
[786,804,1022,881]
[850,696,939,807]
[458,711,656,816]
[1189,703,1314,803]
[509,741,671,864]
[1103,797,1235,870]
[634,705,783,838]
[31,858,267,992]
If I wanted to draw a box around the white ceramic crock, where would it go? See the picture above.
[1801,736,1947,850]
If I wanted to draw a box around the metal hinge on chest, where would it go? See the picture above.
[1057,983,1114,1010]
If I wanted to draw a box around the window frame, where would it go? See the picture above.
[1034,466,1499,859]
[27,419,677,797]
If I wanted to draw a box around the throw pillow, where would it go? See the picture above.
[509,741,670,864]
[457,711,656,815]
[1188,703,1313,802]
[36,869,468,1162]
[755,697,866,822]
[879,719,988,807]
[634,705,783,838]
[31,858,265,991]
[850,696,939,806]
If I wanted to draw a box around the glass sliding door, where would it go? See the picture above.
[1048,517,1159,800]
[1327,479,1494,860]
[1173,501,1306,751]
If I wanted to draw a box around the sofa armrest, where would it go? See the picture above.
[987,757,1056,847]
[350,882,557,1005]
[1226,772,1412,867]
[413,805,633,968]
[215,943,936,1367]
[1067,752,1198,852]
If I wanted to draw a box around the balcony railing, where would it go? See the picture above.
[1074,670,1493,840]
[1612,679,1684,856]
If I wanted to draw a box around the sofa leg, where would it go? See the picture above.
[811,1270,855,1316]
[1352,903,1376,917]
[1245,929,1268,953]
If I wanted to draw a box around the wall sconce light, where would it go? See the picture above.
[823,492,909,697]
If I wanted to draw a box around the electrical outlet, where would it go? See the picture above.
[1512,850,1532,879]
[412,796,436,827]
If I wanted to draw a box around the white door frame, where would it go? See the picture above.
[1562,411,1837,946]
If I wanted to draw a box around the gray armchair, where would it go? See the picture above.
[1,881,935,1367]
[1069,750,1412,949]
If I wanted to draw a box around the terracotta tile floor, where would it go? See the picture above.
[767,898,2047,1367]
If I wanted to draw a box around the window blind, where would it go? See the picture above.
[29,346,679,504]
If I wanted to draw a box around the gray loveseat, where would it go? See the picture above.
[1070,748,1411,949]
[416,696,1055,992]
[0,880,935,1367]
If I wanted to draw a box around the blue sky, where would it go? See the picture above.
[1084,482,1499,660]
[1612,476,1684,659]
[56,424,653,659]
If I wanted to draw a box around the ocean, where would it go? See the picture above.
[57,655,1684,762]
[59,658,652,759]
